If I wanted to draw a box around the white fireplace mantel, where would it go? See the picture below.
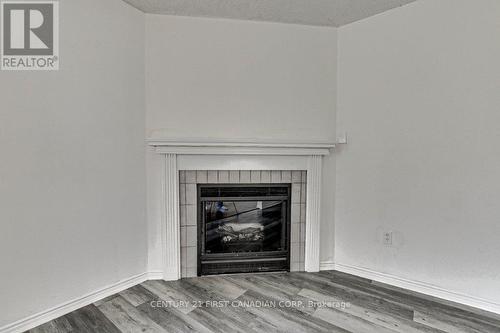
[147,138,334,156]
[148,138,334,281]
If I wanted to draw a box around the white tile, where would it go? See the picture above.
[300,183,307,203]
[291,243,300,263]
[186,184,197,205]
[291,223,300,243]
[281,171,292,183]
[292,184,301,204]
[186,247,197,268]
[300,204,306,223]
[180,205,187,226]
[290,262,300,272]
[291,204,300,224]
[271,171,281,183]
[185,171,197,184]
[250,170,261,183]
[196,171,208,183]
[186,205,197,226]
[180,226,187,247]
[179,184,186,205]
[240,170,251,183]
[181,247,187,269]
[186,226,197,247]
[229,170,240,183]
[186,267,197,278]
[261,171,271,183]
[292,171,302,183]
[300,243,305,263]
[207,171,218,183]
[179,171,186,184]
[218,171,229,183]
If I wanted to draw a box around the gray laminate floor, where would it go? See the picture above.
[27,271,500,333]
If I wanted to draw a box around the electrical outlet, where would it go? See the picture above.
[383,231,393,246]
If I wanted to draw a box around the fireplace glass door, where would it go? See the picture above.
[198,185,291,275]
[204,200,286,254]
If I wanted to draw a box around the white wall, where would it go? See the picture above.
[0,0,146,327]
[145,15,338,270]
[336,0,500,307]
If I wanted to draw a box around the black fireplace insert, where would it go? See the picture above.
[198,184,291,275]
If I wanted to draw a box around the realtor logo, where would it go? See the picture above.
[1,1,59,70]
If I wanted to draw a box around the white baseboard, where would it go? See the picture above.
[319,260,335,271]
[146,270,164,280]
[332,262,500,315]
[0,272,150,333]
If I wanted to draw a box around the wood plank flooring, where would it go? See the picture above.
[27,271,500,333]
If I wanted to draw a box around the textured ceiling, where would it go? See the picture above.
[122,0,418,27]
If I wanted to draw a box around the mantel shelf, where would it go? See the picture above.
[146,138,335,156]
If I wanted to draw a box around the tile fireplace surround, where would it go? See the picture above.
[179,170,307,277]
[147,139,334,281]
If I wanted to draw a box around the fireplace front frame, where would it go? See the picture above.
[146,139,333,281]
[197,183,292,275]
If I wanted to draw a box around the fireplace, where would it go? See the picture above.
[147,140,331,280]
[198,184,291,275]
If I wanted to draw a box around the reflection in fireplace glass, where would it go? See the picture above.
[204,200,285,254]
